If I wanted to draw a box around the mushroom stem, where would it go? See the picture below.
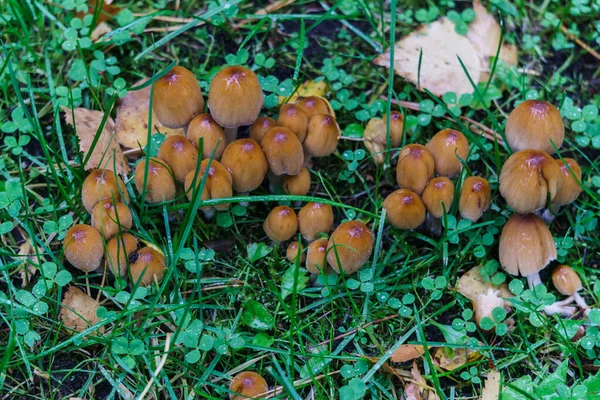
[202,208,215,220]
[267,171,283,194]
[544,303,576,316]
[224,127,238,144]
[527,273,542,290]
[573,292,590,315]
[238,192,249,207]
[426,213,442,237]
[303,152,313,168]
[541,204,560,224]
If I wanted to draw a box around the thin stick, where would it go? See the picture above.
[560,24,600,61]
[139,333,172,400]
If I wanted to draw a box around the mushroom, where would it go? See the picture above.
[458,176,491,222]
[63,224,104,272]
[91,199,133,239]
[261,127,304,176]
[295,96,332,118]
[249,116,277,144]
[383,189,427,230]
[499,149,562,214]
[184,159,233,218]
[303,114,341,157]
[82,169,129,213]
[157,135,199,182]
[425,129,469,177]
[421,177,455,219]
[326,220,373,275]
[229,371,268,400]
[298,202,334,241]
[552,158,583,207]
[505,100,564,154]
[306,238,329,275]
[283,167,311,197]
[382,111,404,147]
[106,233,138,277]
[134,157,177,203]
[287,241,305,263]
[263,205,298,242]
[277,103,309,143]
[152,65,204,129]
[220,139,268,193]
[552,265,589,314]
[395,144,435,195]
[129,247,166,287]
[208,66,263,143]
[186,113,227,160]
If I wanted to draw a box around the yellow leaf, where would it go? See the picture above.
[432,347,483,371]
[278,80,328,104]
[456,265,512,301]
[481,370,501,400]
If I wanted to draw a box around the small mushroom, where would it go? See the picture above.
[326,220,373,275]
[63,224,104,273]
[91,199,133,239]
[422,177,455,219]
[82,169,129,213]
[277,103,309,143]
[306,238,329,275]
[426,129,469,177]
[157,135,199,182]
[459,177,491,222]
[304,114,341,157]
[283,167,311,196]
[184,159,233,216]
[129,247,166,287]
[298,202,334,241]
[382,111,404,147]
[106,233,138,277]
[229,371,268,400]
[249,116,277,144]
[383,189,426,230]
[552,158,582,207]
[552,265,588,314]
[263,205,298,242]
[186,113,227,160]
[395,144,435,195]
[134,157,177,203]
[505,100,564,154]
[220,139,268,193]
[261,127,304,176]
[286,241,305,263]
[295,96,332,118]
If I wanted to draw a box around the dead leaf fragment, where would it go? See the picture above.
[404,361,440,400]
[432,347,482,371]
[360,355,406,381]
[456,265,512,301]
[481,370,501,400]
[75,0,122,24]
[60,286,105,335]
[279,80,328,104]
[62,106,130,175]
[391,344,428,363]
[91,22,112,42]
[363,117,386,165]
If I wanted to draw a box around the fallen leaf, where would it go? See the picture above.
[360,355,406,381]
[391,344,428,363]
[456,265,512,302]
[62,106,130,175]
[17,227,37,288]
[481,370,501,400]
[363,117,386,165]
[279,80,328,104]
[432,347,483,371]
[404,361,440,400]
[114,80,185,149]
[75,0,122,24]
[90,22,112,42]
[60,286,105,335]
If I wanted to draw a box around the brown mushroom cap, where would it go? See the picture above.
[383,189,427,230]
[261,127,304,176]
[499,149,562,213]
[82,169,129,213]
[184,159,233,211]
[396,144,435,195]
[306,238,328,274]
[326,220,374,275]
[277,103,309,143]
[249,116,277,144]
[298,202,334,241]
[283,167,311,196]
[553,158,583,206]
[152,65,204,128]
[91,199,133,239]
[157,135,199,182]
[422,177,455,219]
[552,265,583,296]
[229,371,268,400]
[263,205,298,242]
[106,233,138,277]
[286,241,305,263]
[499,213,557,277]
[425,129,469,177]
[295,96,331,118]
[220,139,268,193]
[459,176,491,222]
[134,157,177,203]
[129,247,166,286]
[382,111,404,147]
[63,224,104,272]
[186,113,227,160]
[304,114,340,157]
[505,100,564,154]
[208,66,263,128]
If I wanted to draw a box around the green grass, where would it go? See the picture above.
[1,0,600,399]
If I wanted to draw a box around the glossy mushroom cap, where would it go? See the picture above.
[229,371,268,400]
[499,213,557,277]
[283,167,311,196]
[295,96,331,118]
[552,265,583,296]
[459,176,491,222]
[553,158,583,206]
[396,144,435,195]
[422,177,455,219]
[426,129,469,177]
[186,113,227,160]
[298,202,334,241]
[152,66,204,128]
[157,135,199,182]
[306,238,328,274]
[208,66,263,128]
[129,247,166,287]
[220,139,268,193]
[263,205,298,242]
[261,127,304,176]
[63,224,104,272]
[505,100,564,154]
[184,159,233,211]
[134,157,177,203]
[106,233,138,277]
[382,111,404,147]
[304,114,340,157]
[287,241,305,263]
[249,116,277,144]
[499,150,562,213]
[383,189,427,230]
[82,169,129,213]
[91,199,133,239]
[277,104,309,143]
[326,220,374,275]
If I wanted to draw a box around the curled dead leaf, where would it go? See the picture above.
[432,347,483,371]
[363,118,386,165]
[404,361,441,400]
[60,286,105,335]
[456,265,512,301]
[390,344,429,363]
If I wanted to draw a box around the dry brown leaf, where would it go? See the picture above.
[114,80,185,149]
[90,22,112,42]
[62,106,129,175]
[363,118,386,165]
[432,347,482,371]
[75,0,122,23]
[60,286,105,335]
[456,265,512,301]
[391,344,428,363]
[481,370,501,400]
[404,361,440,400]
[360,355,406,381]
[279,80,328,104]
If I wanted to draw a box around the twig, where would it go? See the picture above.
[560,24,600,61]
[139,333,172,400]
[311,314,400,349]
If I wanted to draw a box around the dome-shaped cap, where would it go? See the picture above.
[383,189,426,230]
[152,66,204,128]
[505,100,564,154]
[220,139,268,193]
[326,220,373,275]
[63,224,104,272]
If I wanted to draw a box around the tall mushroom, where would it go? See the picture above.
[505,100,564,154]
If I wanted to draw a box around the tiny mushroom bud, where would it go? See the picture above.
[283,167,311,196]
[152,65,204,128]
[186,113,227,160]
[229,371,268,400]
[82,169,129,213]
[298,202,334,241]
[395,144,435,195]
[106,233,138,277]
[287,241,305,263]
[249,116,277,144]
[326,220,374,275]
[499,149,562,213]
[383,189,427,230]
[304,114,341,157]
[91,199,133,239]
[426,129,469,177]
[220,139,268,193]
[505,100,564,154]
[261,127,304,176]
[157,135,199,182]
[295,96,331,118]
[277,103,309,142]
[474,289,506,331]
[134,157,176,203]
[306,238,328,275]
[553,158,583,207]
[63,224,104,272]
[263,206,298,242]
[184,159,233,211]
[459,177,491,222]
[129,247,166,287]
[552,265,588,313]
[422,177,455,219]
[382,111,404,147]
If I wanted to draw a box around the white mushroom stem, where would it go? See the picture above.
[526,273,542,290]
[426,213,442,237]
[202,208,215,220]
[541,204,560,224]
[528,274,577,317]
[237,192,249,207]
[573,292,590,315]
[224,127,238,144]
